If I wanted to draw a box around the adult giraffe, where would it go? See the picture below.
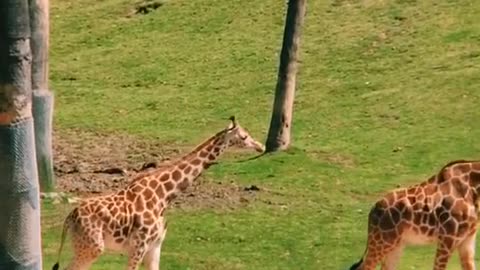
[350,160,480,270]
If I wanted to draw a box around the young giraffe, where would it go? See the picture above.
[350,159,480,270]
[52,116,264,270]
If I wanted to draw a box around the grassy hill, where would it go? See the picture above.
[43,0,480,269]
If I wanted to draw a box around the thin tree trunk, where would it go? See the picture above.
[30,0,55,192]
[0,0,43,268]
[29,0,48,91]
[265,0,306,152]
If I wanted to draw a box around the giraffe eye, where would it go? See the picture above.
[240,135,247,140]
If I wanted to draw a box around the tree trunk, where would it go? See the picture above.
[0,0,43,268]
[30,0,55,192]
[265,0,306,152]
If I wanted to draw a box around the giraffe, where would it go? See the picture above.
[349,159,480,270]
[51,116,264,270]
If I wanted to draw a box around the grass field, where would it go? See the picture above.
[43,0,480,269]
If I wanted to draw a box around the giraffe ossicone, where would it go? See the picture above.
[350,159,480,270]
[51,116,264,270]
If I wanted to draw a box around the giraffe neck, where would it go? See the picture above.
[147,129,232,204]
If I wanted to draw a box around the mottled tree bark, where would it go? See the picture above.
[0,0,43,268]
[30,0,54,192]
[265,0,306,152]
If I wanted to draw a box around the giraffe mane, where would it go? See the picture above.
[130,127,229,183]
[436,159,480,183]
[178,128,228,162]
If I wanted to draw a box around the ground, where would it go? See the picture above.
[42,0,480,269]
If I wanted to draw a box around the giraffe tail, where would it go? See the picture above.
[348,244,368,270]
[52,209,74,270]
[348,258,363,270]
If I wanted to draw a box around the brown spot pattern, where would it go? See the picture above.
[172,170,182,181]
[359,160,480,269]
[58,125,258,269]
[177,178,189,191]
[191,159,201,165]
[160,173,170,182]
[163,181,174,192]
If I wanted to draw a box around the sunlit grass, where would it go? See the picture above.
[44,0,480,268]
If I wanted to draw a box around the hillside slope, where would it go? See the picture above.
[44,0,480,269]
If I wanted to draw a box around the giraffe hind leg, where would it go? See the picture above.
[381,244,404,270]
[127,246,148,270]
[361,250,383,270]
[65,250,101,270]
[65,242,104,270]
[127,227,154,270]
[360,233,401,270]
[433,236,456,270]
[65,227,105,270]
[350,243,384,270]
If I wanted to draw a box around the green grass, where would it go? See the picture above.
[44,0,480,269]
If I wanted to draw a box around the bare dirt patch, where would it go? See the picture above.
[53,129,260,209]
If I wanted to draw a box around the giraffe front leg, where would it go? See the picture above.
[143,223,168,270]
[458,231,477,270]
[433,236,456,270]
[142,243,161,270]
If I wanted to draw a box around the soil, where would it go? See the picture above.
[53,129,260,210]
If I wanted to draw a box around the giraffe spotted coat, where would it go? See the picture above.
[350,160,480,270]
[52,117,264,270]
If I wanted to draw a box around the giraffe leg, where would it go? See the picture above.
[143,225,168,270]
[65,241,104,270]
[381,244,404,270]
[127,244,148,270]
[458,231,477,270]
[360,247,384,270]
[66,229,104,270]
[433,236,456,270]
[66,249,102,270]
[142,243,161,270]
[361,229,400,270]
[127,227,153,270]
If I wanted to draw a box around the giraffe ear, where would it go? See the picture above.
[228,115,237,130]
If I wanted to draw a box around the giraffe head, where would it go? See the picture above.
[224,116,265,153]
